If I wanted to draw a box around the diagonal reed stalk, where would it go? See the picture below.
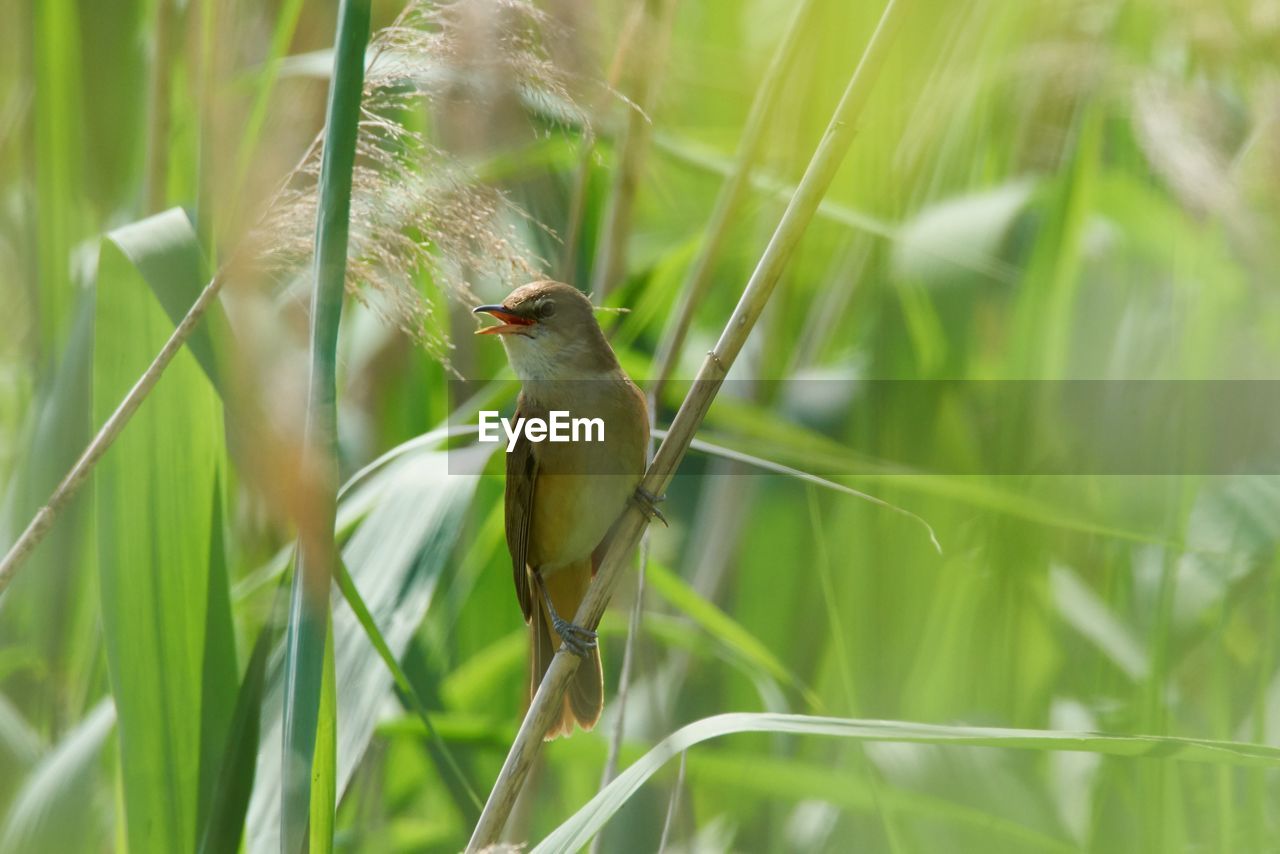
[593,0,820,819]
[465,0,911,848]
[279,0,370,851]
[0,269,222,596]
[0,121,323,598]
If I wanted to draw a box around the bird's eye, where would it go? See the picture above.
[536,299,556,319]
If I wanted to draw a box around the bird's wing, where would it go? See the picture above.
[505,396,539,622]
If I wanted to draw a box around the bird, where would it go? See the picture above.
[473,280,657,738]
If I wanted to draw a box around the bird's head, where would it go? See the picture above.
[473,281,618,381]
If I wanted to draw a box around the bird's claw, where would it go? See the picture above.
[552,616,598,656]
[633,487,668,527]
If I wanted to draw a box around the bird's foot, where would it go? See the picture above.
[632,486,668,527]
[534,569,598,657]
[552,616,598,656]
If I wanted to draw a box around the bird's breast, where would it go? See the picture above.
[525,381,647,571]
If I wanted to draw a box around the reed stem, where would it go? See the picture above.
[465,1,910,847]
[279,1,370,849]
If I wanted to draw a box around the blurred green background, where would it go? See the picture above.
[2,0,1280,851]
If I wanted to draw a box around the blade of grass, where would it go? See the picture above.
[0,208,227,595]
[381,712,1078,851]
[0,701,115,854]
[93,218,235,853]
[534,712,1280,853]
[333,556,483,823]
[308,620,337,854]
[668,430,941,553]
[196,475,241,843]
[644,560,821,709]
[246,447,481,851]
[280,1,371,850]
[197,611,274,854]
[31,0,85,362]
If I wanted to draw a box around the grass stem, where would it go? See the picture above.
[465,1,911,847]
[588,0,677,300]
[279,1,370,850]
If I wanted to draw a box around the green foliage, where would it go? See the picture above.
[3,0,1280,851]
[537,712,1280,853]
[244,445,482,851]
[0,702,114,854]
[93,214,236,853]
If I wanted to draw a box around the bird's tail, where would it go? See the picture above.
[530,559,603,739]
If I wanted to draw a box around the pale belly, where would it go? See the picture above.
[521,376,648,572]
[528,471,638,570]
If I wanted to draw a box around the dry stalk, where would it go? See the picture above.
[593,0,820,807]
[465,0,910,848]
[588,0,678,301]
[0,271,226,595]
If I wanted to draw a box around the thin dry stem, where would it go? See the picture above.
[0,272,226,595]
[588,0,677,301]
[465,1,910,847]
[656,750,687,853]
[594,0,821,798]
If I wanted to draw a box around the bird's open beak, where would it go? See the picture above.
[473,304,535,336]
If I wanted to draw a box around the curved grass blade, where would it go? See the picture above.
[657,429,942,553]
[535,713,1280,853]
[109,208,225,391]
[0,701,115,854]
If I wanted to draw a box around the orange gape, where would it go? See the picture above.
[474,281,649,739]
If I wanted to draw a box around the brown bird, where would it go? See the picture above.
[474,281,655,738]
